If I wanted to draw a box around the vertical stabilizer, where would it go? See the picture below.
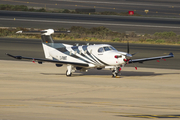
[42,43,54,59]
[41,29,54,43]
[16,28,71,60]
[40,29,55,59]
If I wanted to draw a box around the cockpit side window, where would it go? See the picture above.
[98,47,104,53]
[103,46,111,51]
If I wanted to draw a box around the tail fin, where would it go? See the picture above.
[41,29,54,43]
[16,29,70,59]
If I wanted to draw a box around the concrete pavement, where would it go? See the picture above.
[0,60,180,120]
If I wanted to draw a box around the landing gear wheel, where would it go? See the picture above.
[66,70,72,77]
[112,73,117,78]
[112,70,118,78]
[112,69,120,78]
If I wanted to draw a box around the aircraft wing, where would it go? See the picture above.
[129,52,174,63]
[6,53,89,67]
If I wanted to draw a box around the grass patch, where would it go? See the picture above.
[154,31,176,38]
[0,4,28,11]
[112,38,121,42]
[146,39,154,42]
[155,39,165,43]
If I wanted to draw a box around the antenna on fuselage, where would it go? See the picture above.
[75,43,79,46]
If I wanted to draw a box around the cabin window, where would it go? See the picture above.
[98,47,104,53]
[57,47,67,53]
[82,46,87,51]
[71,46,78,50]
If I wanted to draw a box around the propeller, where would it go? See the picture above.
[124,42,133,60]
[124,42,138,70]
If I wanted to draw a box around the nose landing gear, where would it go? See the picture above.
[112,67,121,78]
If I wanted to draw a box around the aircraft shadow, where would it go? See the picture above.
[41,69,179,77]
[78,70,179,77]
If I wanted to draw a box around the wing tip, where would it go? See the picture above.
[6,53,22,59]
[6,53,12,57]
[6,53,15,58]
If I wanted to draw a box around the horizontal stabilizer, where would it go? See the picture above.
[16,29,70,35]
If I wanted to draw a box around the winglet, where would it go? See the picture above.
[169,52,174,57]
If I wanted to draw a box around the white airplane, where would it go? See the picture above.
[6,29,174,77]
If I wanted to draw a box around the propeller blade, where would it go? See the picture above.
[135,67,137,70]
[32,59,36,63]
[131,52,138,56]
[129,59,137,70]
[127,42,129,54]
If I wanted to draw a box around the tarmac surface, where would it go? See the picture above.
[0,60,180,120]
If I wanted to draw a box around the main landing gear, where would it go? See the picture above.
[66,65,73,76]
[65,65,88,77]
[66,70,72,76]
[112,67,121,78]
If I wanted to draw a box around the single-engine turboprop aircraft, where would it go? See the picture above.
[6,29,174,77]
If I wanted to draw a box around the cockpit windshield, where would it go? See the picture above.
[98,46,117,52]
[110,46,117,51]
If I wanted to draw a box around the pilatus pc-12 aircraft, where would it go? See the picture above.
[6,29,174,77]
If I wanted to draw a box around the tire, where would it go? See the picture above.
[66,70,72,77]
[112,71,117,78]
